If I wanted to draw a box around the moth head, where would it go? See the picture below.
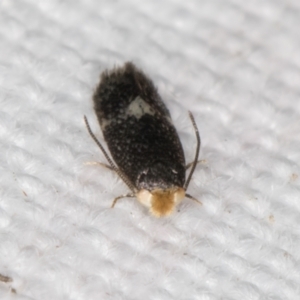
[136,187,185,217]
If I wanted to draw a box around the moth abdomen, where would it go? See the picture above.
[85,62,201,217]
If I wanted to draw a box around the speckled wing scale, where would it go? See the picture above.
[84,62,201,217]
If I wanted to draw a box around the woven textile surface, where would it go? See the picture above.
[0,0,300,299]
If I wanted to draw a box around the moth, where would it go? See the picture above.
[84,62,201,217]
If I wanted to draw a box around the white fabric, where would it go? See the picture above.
[0,0,300,299]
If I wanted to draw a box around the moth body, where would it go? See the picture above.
[85,62,200,216]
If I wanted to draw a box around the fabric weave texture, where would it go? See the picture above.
[0,0,300,299]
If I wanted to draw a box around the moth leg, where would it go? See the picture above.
[85,161,115,171]
[185,193,202,205]
[185,159,206,170]
[111,193,135,208]
[0,274,12,283]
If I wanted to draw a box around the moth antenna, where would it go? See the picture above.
[184,111,201,190]
[84,116,137,193]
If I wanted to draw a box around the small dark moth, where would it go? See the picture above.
[84,62,201,217]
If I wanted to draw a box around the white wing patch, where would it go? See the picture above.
[126,96,156,119]
[101,96,172,130]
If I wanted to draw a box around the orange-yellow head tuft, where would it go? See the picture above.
[136,187,185,217]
